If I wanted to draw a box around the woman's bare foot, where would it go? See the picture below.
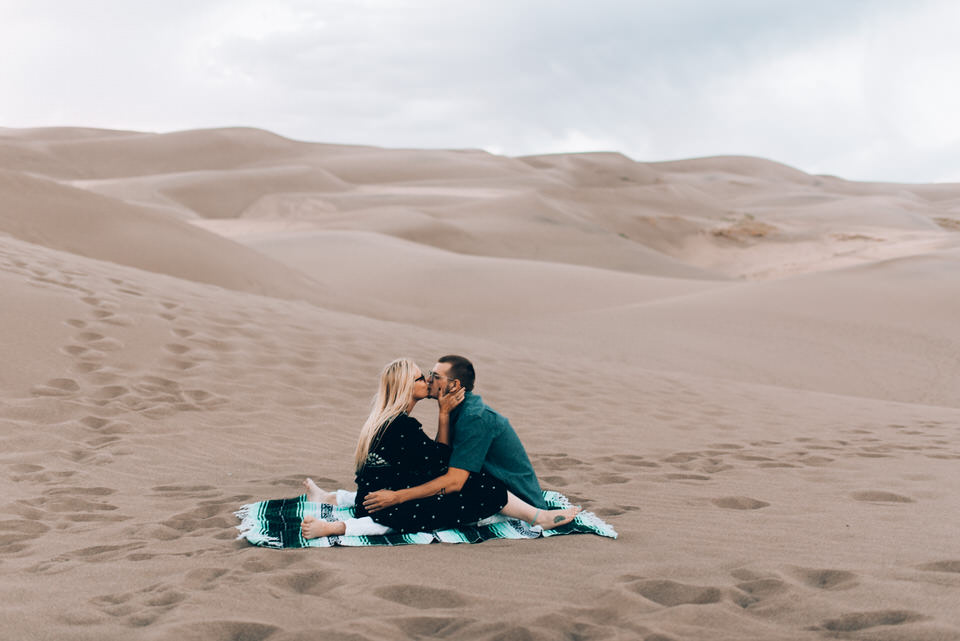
[303,478,336,504]
[301,516,346,539]
[534,506,581,530]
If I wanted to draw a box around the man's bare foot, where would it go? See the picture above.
[303,478,335,504]
[301,516,346,539]
[534,506,581,530]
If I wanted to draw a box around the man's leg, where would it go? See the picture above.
[499,491,580,530]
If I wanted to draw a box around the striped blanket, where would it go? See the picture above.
[235,490,617,548]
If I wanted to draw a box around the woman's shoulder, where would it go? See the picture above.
[385,412,421,432]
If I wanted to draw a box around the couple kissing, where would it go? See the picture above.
[300,355,580,538]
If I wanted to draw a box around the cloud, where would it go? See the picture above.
[1,0,959,181]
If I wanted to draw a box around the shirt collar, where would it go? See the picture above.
[450,390,477,425]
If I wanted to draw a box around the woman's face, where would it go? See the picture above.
[411,368,429,401]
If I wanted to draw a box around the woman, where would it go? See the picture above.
[301,358,579,538]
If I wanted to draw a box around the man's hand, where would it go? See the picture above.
[363,489,402,513]
[437,385,465,415]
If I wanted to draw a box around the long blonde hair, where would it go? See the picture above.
[354,358,420,471]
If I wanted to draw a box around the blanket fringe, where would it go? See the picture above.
[570,510,618,539]
[541,490,619,539]
[234,503,282,548]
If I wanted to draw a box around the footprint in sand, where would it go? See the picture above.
[593,504,640,518]
[796,455,835,466]
[7,465,77,486]
[395,616,476,639]
[80,295,116,310]
[818,610,925,632]
[240,554,298,574]
[161,502,235,535]
[851,491,914,504]
[74,361,103,374]
[30,542,145,575]
[91,582,189,627]
[662,452,699,464]
[61,345,90,357]
[31,378,81,397]
[609,454,660,469]
[709,443,744,450]
[95,311,134,326]
[595,474,630,485]
[93,385,129,401]
[182,568,231,590]
[733,454,776,462]
[374,584,469,609]
[270,570,346,596]
[711,496,769,510]
[0,519,51,555]
[164,343,191,355]
[18,487,126,533]
[87,370,122,386]
[628,579,723,607]
[151,621,279,641]
[792,567,858,591]
[733,577,790,605]
[151,484,220,500]
[664,473,711,481]
[167,358,199,371]
[916,560,960,573]
[86,436,122,450]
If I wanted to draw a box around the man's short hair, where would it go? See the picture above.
[438,354,475,392]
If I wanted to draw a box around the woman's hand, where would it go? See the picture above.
[363,489,402,513]
[437,386,465,415]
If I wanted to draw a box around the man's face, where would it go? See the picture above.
[427,362,457,399]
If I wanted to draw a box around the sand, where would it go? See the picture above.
[1,126,959,640]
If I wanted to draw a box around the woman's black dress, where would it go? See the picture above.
[354,413,507,533]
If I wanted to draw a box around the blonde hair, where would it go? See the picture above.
[353,358,421,471]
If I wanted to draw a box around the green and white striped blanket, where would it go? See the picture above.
[235,490,617,548]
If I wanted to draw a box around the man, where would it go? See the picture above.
[363,355,549,514]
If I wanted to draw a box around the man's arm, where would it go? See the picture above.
[363,467,470,513]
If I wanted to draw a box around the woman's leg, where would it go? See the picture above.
[302,478,338,504]
[301,516,345,538]
[300,516,392,539]
[499,491,580,530]
[344,516,392,537]
[336,489,358,506]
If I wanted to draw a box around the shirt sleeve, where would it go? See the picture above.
[448,412,495,473]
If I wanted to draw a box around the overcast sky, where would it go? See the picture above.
[3,0,959,182]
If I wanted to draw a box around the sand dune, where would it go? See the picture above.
[476,250,960,408]
[1,126,959,640]
[1,127,307,179]
[246,229,725,325]
[0,169,328,303]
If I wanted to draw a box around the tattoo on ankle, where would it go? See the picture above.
[554,515,565,523]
